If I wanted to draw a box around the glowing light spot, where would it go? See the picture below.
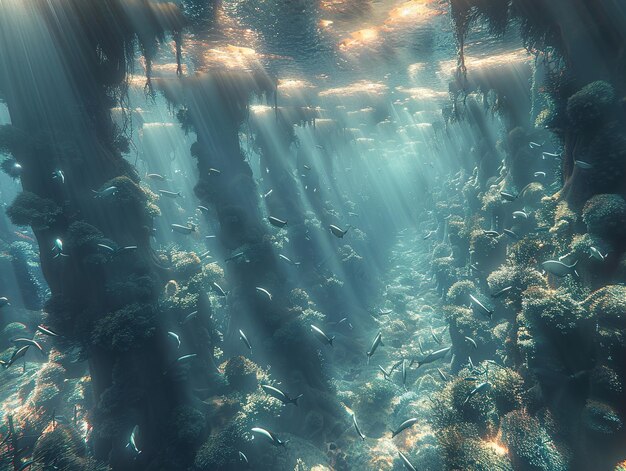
[486,440,509,456]
[319,80,387,97]
[319,19,334,28]
[339,28,380,49]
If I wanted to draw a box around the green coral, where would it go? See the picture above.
[224,356,259,392]
[566,81,615,133]
[581,400,623,437]
[194,424,244,471]
[6,191,63,230]
[91,303,156,352]
[582,194,626,242]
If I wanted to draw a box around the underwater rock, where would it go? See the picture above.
[581,194,626,243]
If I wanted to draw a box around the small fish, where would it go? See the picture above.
[533,171,546,178]
[483,230,500,237]
[261,385,303,406]
[158,189,182,198]
[329,224,349,238]
[391,418,418,438]
[378,365,391,380]
[574,160,593,169]
[491,286,513,298]
[251,427,288,447]
[197,205,210,213]
[436,368,447,381]
[37,325,59,337]
[146,173,166,181]
[208,168,221,175]
[239,330,252,353]
[52,170,65,183]
[542,151,561,158]
[464,377,479,381]
[423,229,436,240]
[351,412,366,440]
[542,259,578,278]
[268,216,287,228]
[278,254,300,266]
[366,332,384,363]
[92,186,118,198]
[167,332,181,349]
[303,165,311,170]
[239,451,248,464]
[12,338,45,356]
[503,228,520,240]
[264,189,273,198]
[127,425,141,454]
[255,287,272,301]
[311,325,334,347]
[410,346,451,368]
[379,308,393,315]
[180,311,198,325]
[401,359,407,387]
[175,354,197,364]
[0,297,9,308]
[348,212,359,217]
[52,238,68,258]
[500,191,517,202]
[529,141,542,149]
[5,345,30,369]
[171,223,196,235]
[430,327,442,345]
[512,210,528,219]
[469,294,493,319]
[463,381,491,405]
[589,247,607,262]
[398,451,416,471]
[465,336,478,349]
[212,282,227,297]
[225,252,246,263]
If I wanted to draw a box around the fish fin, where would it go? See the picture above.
[329,336,335,347]
[282,440,290,446]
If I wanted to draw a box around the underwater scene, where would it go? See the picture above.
[0,0,625,470]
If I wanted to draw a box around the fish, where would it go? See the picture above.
[212,282,227,297]
[398,451,416,471]
[469,294,493,319]
[465,336,478,349]
[483,230,500,237]
[351,412,366,440]
[500,191,517,202]
[379,308,393,315]
[410,346,451,368]
[303,165,311,170]
[264,189,273,198]
[37,325,59,337]
[503,228,520,240]
[311,325,334,347]
[92,186,118,198]
[167,332,181,349]
[378,365,392,380]
[542,259,578,278]
[158,189,182,198]
[401,359,407,388]
[268,216,287,228]
[146,173,166,181]
[0,297,9,308]
[5,345,30,369]
[171,223,196,235]
[225,252,246,262]
[430,327,442,345]
[239,330,252,353]
[278,254,300,266]
[574,160,593,169]
[197,205,210,213]
[423,229,436,240]
[52,170,65,183]
[463,381,491,405]
[348,212,359,217]
[255,287,272,301]
[589,247,607,262]
[329,224,349,238]
[238,451,248,464]
[534,171,546,178]
[529,141,542,149]
[542,151,561,158]
[127,425,141,454]
[175,354,197,364]
[366,332,383,363]
[491,286,513,298]
[12,338,45,356]
[391,418,418,438]
[512,210,528,219]
[251,427,288,447]
[208,168,221,175]
[261,385,303,406]
[180,311,198,325]
[436,368,447,381]
[52,238,68,258]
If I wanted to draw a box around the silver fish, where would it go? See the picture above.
[351,412,366,440]
[146,173,166,181]
[255,287,272,300]
[158,189,182,198]
[251,427,288,447]
[239,451,248,464]
[503,228,520,240]
[127,425,141,454]
[311,325,334,347]
[465,336,478,349]
[92,186,118,198]
[12,338,45,356]
[542,259,578,277]
[167,332,181,349]
[410,346,451,368]
[0,297,9,308]
[398,451,416,471]
[5,345,29,368]
[534,171,546,178]
[512,210,528,219]
[180,311,198,325]
[261,385,303,406]
[483,230,500,237]
[171,223,196,235]
[239,330,252,353]
[197,205,210,213]
[208,168,221,175]
[463,381,491,405]
[279,254,300,266]
[379,365,391,380]
[469,294,493,319]
[500,191,517,202]
[391,417,418,438]
[268,216,287,228]
[212,282,227,297]
[401,359,407,388]
[329,224,349,238]
[589,247,607,262]
[430,327,442,345]
[37,325,59,337]
[52,169,65,183]
[436,368,447,381]
[574,160,593,169]
[366,332,384,363]
[491,286,513,298]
